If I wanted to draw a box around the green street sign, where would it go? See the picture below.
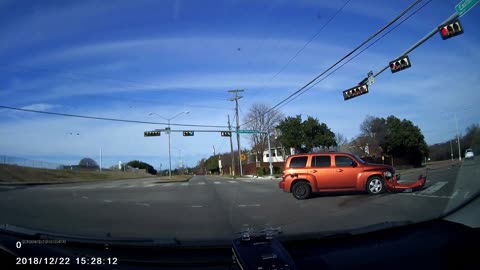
[237,129,257,134]
[456,0,479,17]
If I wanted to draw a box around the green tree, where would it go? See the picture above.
[385,116,428,167]
[126,160,157,175]
[276,115,336,153]
[355,115,428,167]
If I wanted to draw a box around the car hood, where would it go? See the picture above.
[362,163,394,172]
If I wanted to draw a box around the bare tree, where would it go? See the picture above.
[244,103,284,161]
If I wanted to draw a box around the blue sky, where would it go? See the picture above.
[0,0,479,169]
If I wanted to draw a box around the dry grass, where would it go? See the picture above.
[0,164,156,184]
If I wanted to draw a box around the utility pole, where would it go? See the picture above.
[450,139,453,161]
[455,114,462,161]
[228,115,235,178]
[229,89,244,176]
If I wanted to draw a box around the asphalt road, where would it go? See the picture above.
[0,158,478,242]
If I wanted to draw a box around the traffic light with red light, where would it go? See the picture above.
[343,84,368,101]
[439,19,463,40]
[183,131,194,136]
[389,55,412,74]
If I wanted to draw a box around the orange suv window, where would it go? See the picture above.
[335,156,356,167]
[289,156,308,168]
[312,155,331,167]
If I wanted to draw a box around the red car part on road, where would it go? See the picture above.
[384,174,427,192]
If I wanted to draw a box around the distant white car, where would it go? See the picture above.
[465,149,474,160]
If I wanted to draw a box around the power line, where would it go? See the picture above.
[239,0,423,128]
[0,105,229,128]
[278,0,433,108]
[265,0,352,84]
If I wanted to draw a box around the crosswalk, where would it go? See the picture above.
[35,179,279,191]
[399,181,458,199]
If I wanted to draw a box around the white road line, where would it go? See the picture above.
[238,204,261,207]
[190,205,203,208]
[144,183,156,187]
[420,181,448,194]
[451,190,459,198]
[464,191,471,199]
[81,196,88,200]
[198,182,206,185]
[162,183,174,187]
[400,193,452,199]
[228,181,238,184]
[214,181,221,185]
[103,200,112,203]
[136,203,150,207]
[244,180,253,183]
[181,183,189,186]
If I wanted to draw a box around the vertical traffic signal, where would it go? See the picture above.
[144,130,161,137]
[389,55,412,73]
[343,84,368,101]
[221,131,232,137]
[438,19,463,40]
[183,131,194,136]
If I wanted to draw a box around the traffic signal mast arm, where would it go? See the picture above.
[372,12,458,79]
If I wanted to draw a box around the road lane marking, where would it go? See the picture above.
[238,204,261,207]
[464,191,470,199]
[181,183,189,186]
[103,200,112,203]
[136,203,150,207]
[198,182,206,185]
[81,196,88,200]
[400,193,452,199]
[144,183,156,187]
[420,181,448,194]
[214,181,221,184]
[244,180,253,183]
[162,183,174,187]
[228,181,238,184]
[190,205,203,208]
[451,190,459,198]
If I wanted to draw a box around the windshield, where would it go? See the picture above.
[0,0,479,243]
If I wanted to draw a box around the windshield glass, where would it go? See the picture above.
[0,0,479,242]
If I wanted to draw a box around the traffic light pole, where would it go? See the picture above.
[267,132,273,176]
[228,115,236,178]
[167,120,172,179]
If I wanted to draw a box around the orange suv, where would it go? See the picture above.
[278,152,396,199]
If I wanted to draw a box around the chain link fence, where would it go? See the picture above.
[0,155,65,170]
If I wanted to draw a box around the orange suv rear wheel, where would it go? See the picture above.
[292,181,311,200]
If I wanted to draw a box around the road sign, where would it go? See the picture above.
[456,0,479,17]
[221,131,232,137]
[240,154,247,161]
[237,130,257,134]
[367,71,374,85]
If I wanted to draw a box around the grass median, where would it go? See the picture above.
[0,164,191,184]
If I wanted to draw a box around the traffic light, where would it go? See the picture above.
[221,131,232,137]
[389,55,411,73]
[144,130,161,137]
[438,19,463,40]
[343,84,368,101]
[183,131,194,136]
